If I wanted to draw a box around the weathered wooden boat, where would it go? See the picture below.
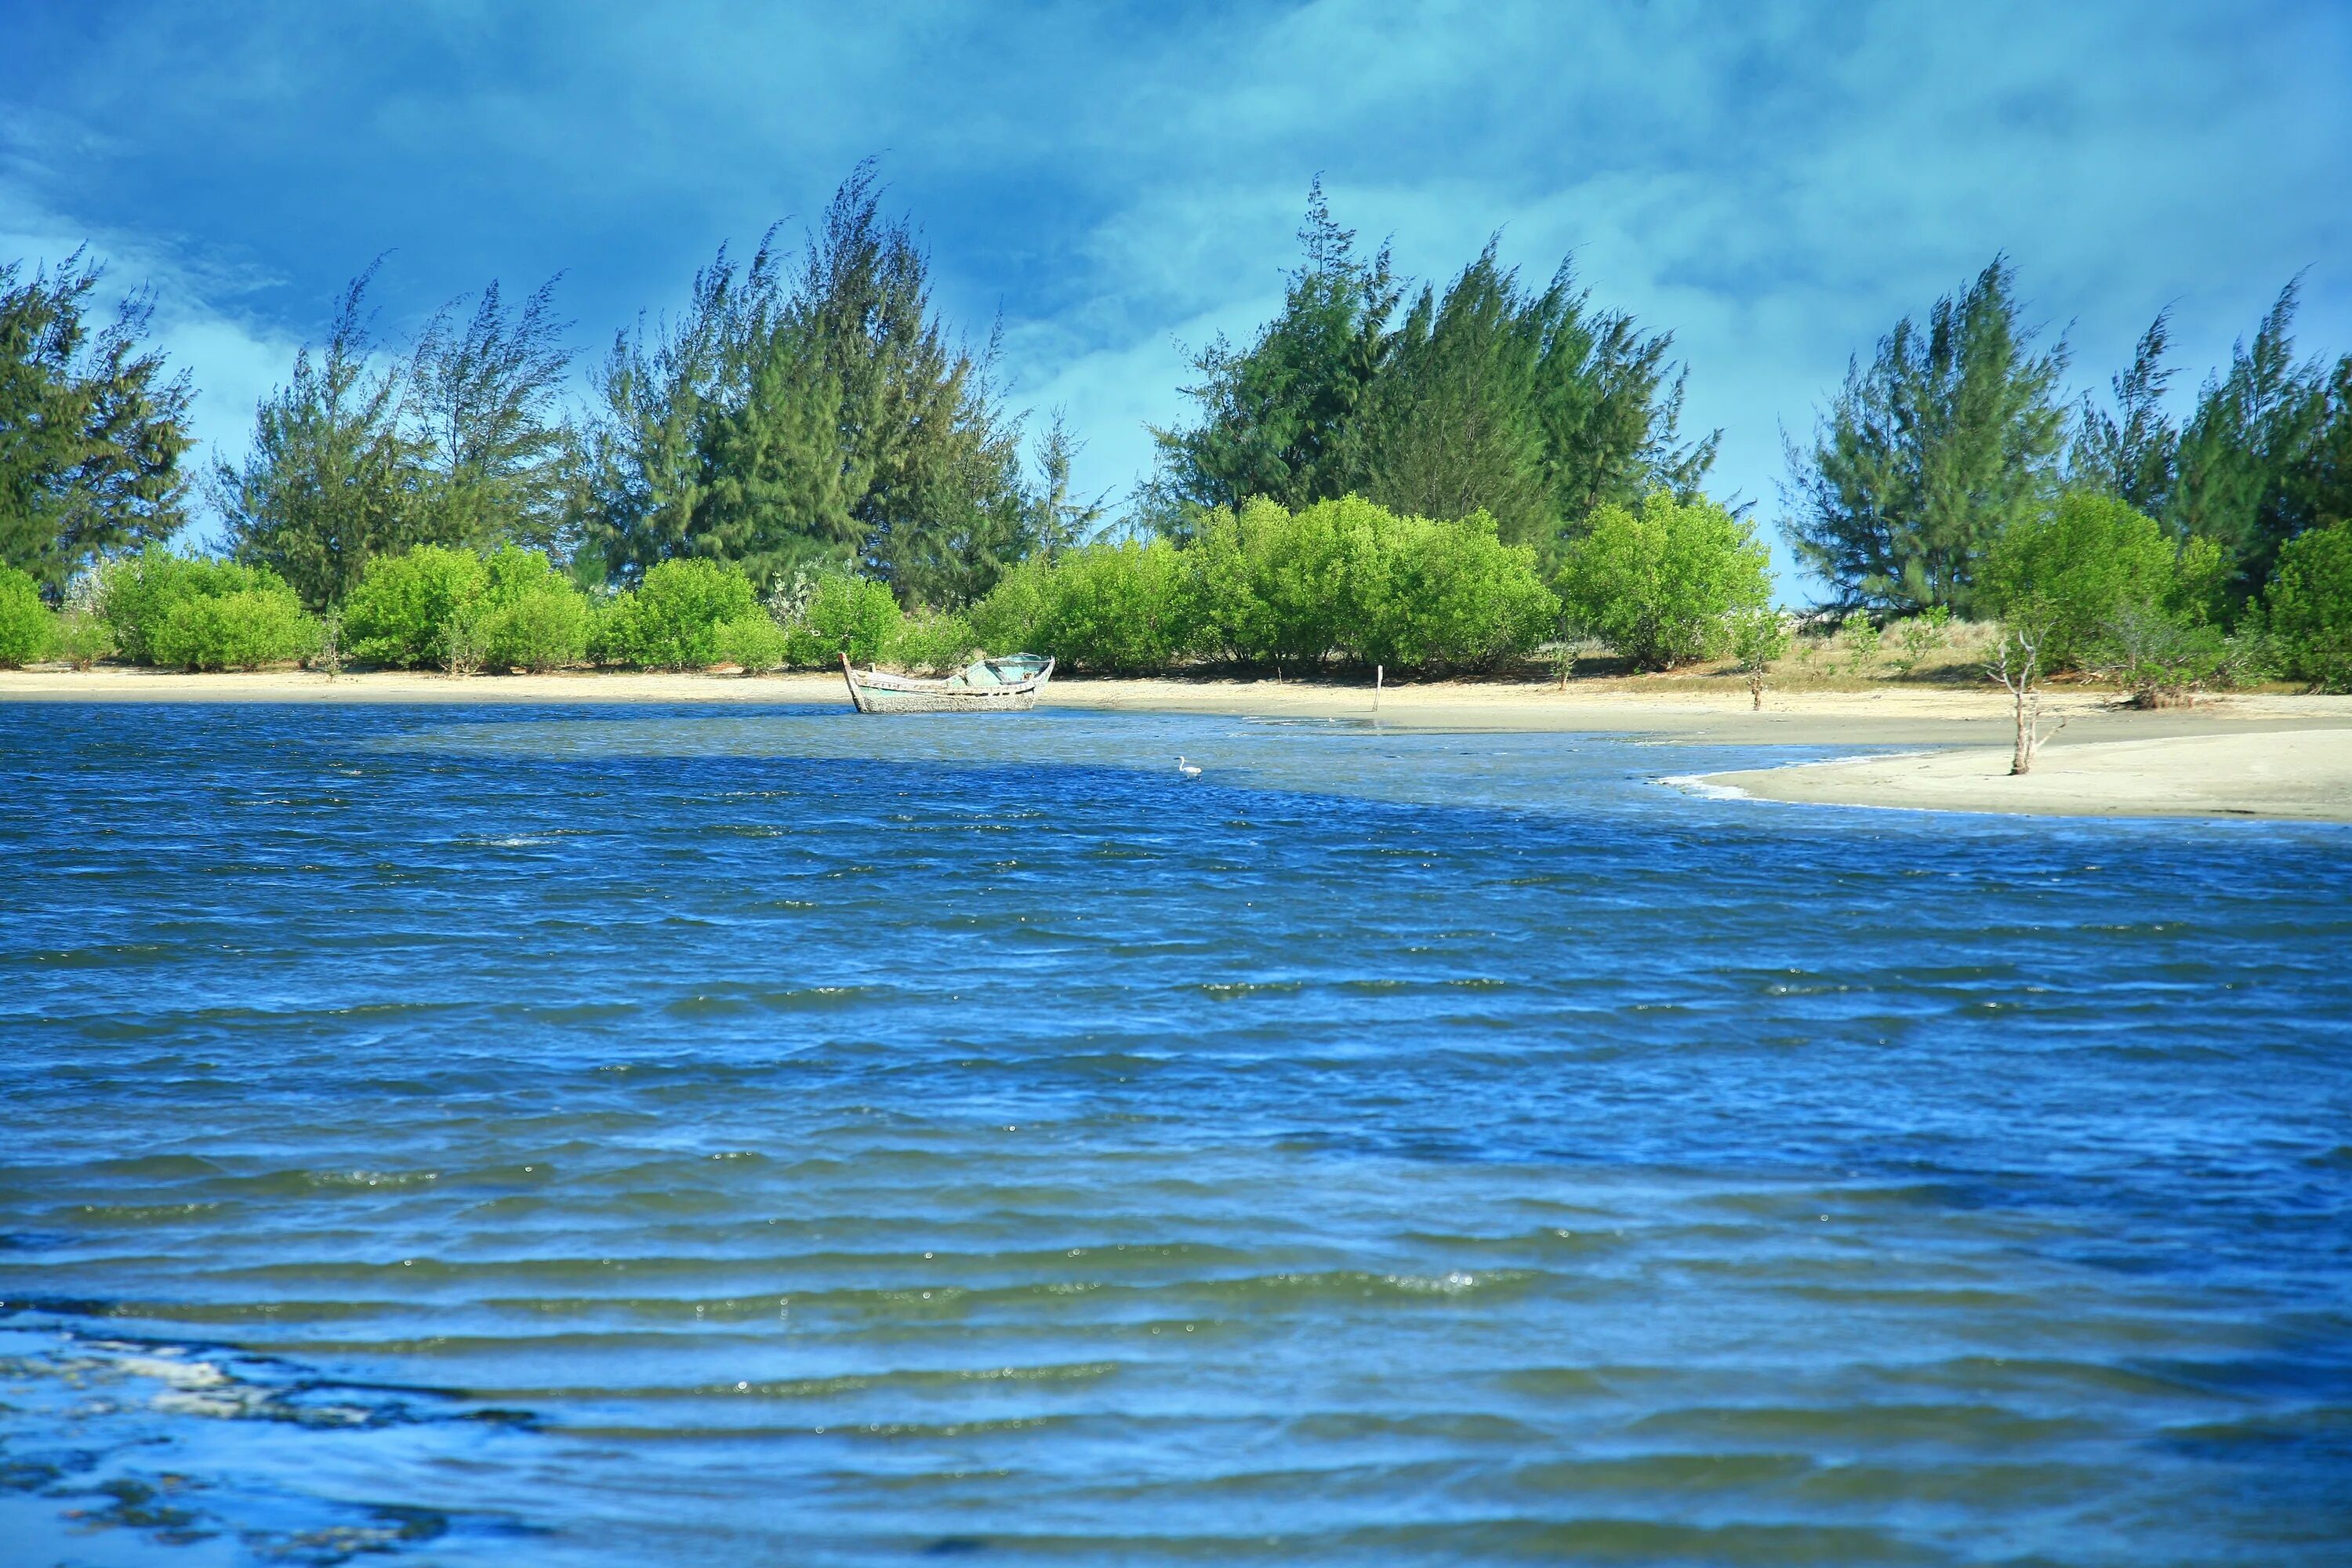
[840,652,1054,713]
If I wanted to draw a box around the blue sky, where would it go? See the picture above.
[3,0,2347,591]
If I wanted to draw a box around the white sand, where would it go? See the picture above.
[1704,728,2352,823]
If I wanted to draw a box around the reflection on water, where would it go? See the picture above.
[4,702,2350,1564]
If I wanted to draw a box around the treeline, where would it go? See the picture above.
[2,174,2347,690]
[1787,260,2351,687]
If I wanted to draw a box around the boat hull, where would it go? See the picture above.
[841,655,1054,713]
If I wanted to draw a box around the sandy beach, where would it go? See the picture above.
[1701,728,2352,822]
[7,666,2350,822]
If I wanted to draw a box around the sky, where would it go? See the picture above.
[3,0,2348,593]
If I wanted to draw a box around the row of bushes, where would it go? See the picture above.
[0,545,981,676]
[967,493,1759,675]
[339,549,978,675]
[8,493,2345,691]
[0,557,320,671]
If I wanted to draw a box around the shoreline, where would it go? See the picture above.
[8,666,2350,822]
[1698,728,2352,824]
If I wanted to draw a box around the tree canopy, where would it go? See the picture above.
[1147,183,1712,566]
[1783,258,2068,614]
[0,252,194,592]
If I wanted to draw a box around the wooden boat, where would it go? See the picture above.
[840,652,1054,713]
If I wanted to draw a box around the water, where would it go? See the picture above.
[4,700,2349,1566]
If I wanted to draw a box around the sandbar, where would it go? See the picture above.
[1703,728,2352,824]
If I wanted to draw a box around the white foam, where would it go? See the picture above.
[1659,774,1751,801]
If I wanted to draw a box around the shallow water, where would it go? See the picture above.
[3,700,2349,1566]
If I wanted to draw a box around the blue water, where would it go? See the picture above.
[3,700,2349,1566]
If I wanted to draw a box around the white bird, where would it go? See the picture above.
[1175,755,1203,781]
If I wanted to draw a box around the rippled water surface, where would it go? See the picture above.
[5,700,2350,1566]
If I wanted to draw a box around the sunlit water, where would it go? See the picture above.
[4,700,2349,1566]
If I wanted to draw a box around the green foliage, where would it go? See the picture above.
[584,164,1028,605]
[1555,491,1771,670]
[888,608,978,674]
[343,545,490,668]
[1979,492,2185,671]
[0,252,194,591]
[481,585,589,672]
[975,494,1556,676]
[147,583,315,671]
[781,572,902,667]
[1839,616,1882,675]
[2071,285,2350,609]
[601,557,764,670]
[1026,538,1198,674]
[712,613,787,673]
[2102,601,2234,706]
[1147,184,1711,562]
[967,557,1052,658]
[1146,181,1401,517]
[1890,605,1951,675]
[1343,505,1556,670]
[407,278,578,556]
[53,608,114,669]
[2071,313,2180,517]
[0,564,55,666]
[1785,258,2067,613]
[97,550,298,665]
[2264,524,2352,691]
[340,543,587,673]
[1188,496,1349,668]
[212,267,419,610]
[216,266,575,601]
[2169,285,2330,601]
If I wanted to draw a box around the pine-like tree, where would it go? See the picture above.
[1148,187,1710,561]
[1783,257,2067,612]
[2170,281,2329,599]
[1146,179,1403,521]
[583,164,1027,606]
[2070,312,2180,519]
[1350,244,1712,567]
[0,251,194,591]
[214,266,421,609]
[408,278,578,556]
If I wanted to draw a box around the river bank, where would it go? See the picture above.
[7,665,2350,820]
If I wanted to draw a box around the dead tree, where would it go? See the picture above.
[1988,624,2066,775]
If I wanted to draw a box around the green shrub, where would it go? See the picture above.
[969,560,1052,656]
[782,573,902,668]
[1555,490,1771,670]
[478,590,583,672]
[2265,524,2352,691]
[53,609,115,669]
[1031,538,1198,673]
[148,585,317,670]
[0,566,56,666]
[1352,508,1555,671]
[97,551,289,665]
[889,608,978,674]
[1979,492,2185,672]
[1191,495,1345,669]
[343,546,489,668]
[713,613,788,673]
[600,558,762,670]
[488,549,592,673]
[1729,608,1793,708]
